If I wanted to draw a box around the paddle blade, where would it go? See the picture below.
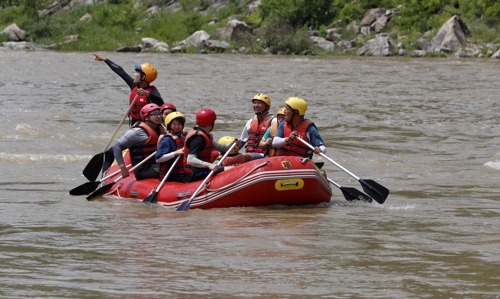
[69,181,100,196]
[359,179,389,204]
[83,153,104,181]
[142,192,158,204]
[86,182,114,201]
[340,186,373,203]
[176,199,192,211]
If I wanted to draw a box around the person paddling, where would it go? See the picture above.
[156,112,186,182]
[239,94,276,159]
[102,104,165,180]
[183,109,238,182]
[273,97,326,158]
[92,54,164,126]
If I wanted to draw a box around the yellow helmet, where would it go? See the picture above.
[285,97,307,116]
[277,107,286,116]
[252,93,271,107]
[218,136,239,155]
[135,62,158,83]
[164,112,186,131]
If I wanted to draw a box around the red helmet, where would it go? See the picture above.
[160,103,177,113]
[196,108,217,126]
[140,103,161,121]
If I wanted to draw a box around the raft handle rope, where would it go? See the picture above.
[205,161,269,192]
[108,182,124,198]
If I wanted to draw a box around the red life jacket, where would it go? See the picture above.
[129,85,158,121]
[246,114,274,153]
[130,122,164,166]
[158,132,186,179]
[183,128,214,174]
[275,119,314,158]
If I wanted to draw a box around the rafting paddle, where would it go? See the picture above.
[69,164,131,196]
[82,95,138,182]
[327,177,373,202]
[296,137,389,204]
[142,156,181,204]
[176,143,237,211]
[86,151,156,201]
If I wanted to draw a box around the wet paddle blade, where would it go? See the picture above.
[340,186,373,203]
[359,179,389,204]
[142,191,158,204]
[69,181,100,196]
[83,153,104,181]
[86,182,114,201]
[176,199,192,211]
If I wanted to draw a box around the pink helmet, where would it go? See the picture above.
[140,103,161,121]
[196,108,217,126]
[160,103,177,113]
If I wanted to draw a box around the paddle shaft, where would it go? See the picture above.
[107,151,157,184]
[101,95,138,153]
[296,136,360,180]
[177,143,237,211]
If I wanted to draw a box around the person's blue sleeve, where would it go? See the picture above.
[275,122,285,138]
[307,125,325,147]
[262,127,271,140]
[156,136,176,160]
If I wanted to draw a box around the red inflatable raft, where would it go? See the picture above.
[101,152,332,209]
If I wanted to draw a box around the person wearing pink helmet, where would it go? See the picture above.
[102,104,165,180]
[183,108,240,182]
[92,54,164,125]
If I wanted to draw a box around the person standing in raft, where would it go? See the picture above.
[259,106,286,157]
[239,94,276,159]
[272,97,326,158]
[92,53,164,126]
[183,108,239,182]
[156,112,186,182]
[102,104,165,180]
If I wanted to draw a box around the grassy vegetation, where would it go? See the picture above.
[0,0,499,55]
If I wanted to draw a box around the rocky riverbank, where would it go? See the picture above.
[1,0,500,58]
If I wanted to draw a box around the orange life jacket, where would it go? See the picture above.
[267,120,279,157]
[246,114,274,153]
[275,119,314,158]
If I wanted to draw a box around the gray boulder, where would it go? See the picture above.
[216,19,253,40]
[431,15,469,52]
[1,23,27,41]
[356,35,396,56]
[178,30,211,48]
[203,39,230,52]
[310,36,338,52]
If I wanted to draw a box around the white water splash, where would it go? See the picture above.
[484,160,500,170]
[0,152,91,164]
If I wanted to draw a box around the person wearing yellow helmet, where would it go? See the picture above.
[259,107,286,157]
[272,97,326,158]
[217,136,255,166]
[92,53,164,125]
[240,93,276,159]
[156,112,187,182]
